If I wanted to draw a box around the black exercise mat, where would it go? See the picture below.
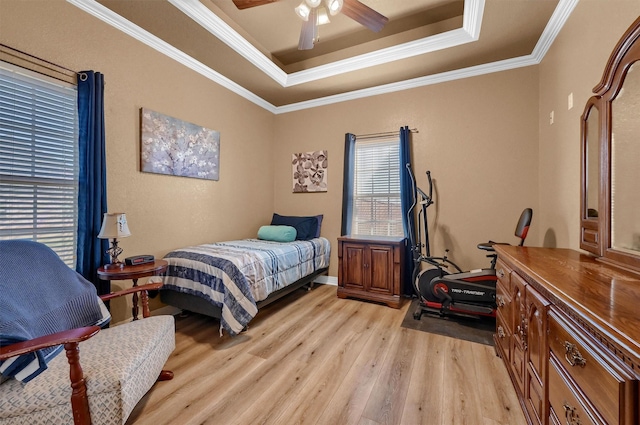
[401,298,496,346]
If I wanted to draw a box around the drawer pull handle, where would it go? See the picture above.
[496,296,505,307]
[497,326,506,338]
[563,402,581,425]
[517,316,528,350]
[563,341,586,367]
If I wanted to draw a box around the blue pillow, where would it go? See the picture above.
[257,225,297,242]
[271,213,321,240]
[313,215,323,238]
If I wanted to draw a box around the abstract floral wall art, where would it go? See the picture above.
[140,108,220,180]
[292,150,328,193]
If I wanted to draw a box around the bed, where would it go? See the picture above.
[159,228,330,336]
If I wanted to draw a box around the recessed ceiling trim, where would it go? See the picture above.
[67,0,576,115]
[169,0,485,87]
[463,0,485,36]
[275,54,540,114]
[286,27,476,86]
[530,0,578,60]
[67,0,278,112]
[275,0,577,114]
[168,0,289,85]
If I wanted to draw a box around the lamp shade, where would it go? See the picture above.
[316,6,330,25]
[295,2,311,20]
[97,213,131,239]
[326,0,343,15]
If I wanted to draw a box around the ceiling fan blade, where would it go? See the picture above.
[232,0,278,10]
[298,10,317,50]
[341,0,389,33]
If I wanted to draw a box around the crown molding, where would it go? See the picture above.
[168,0,289,85]
[170,0,485,87]
[67,0,576,114]
[274,54,540,114]
[286,27,476,86]
[66,0,278,112]
[274,0,578,113]
[463,0,485,37]
[531,0,579,61]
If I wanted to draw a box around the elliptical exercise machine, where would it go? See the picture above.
[406,164,532,320]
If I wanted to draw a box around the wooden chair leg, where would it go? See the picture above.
[64,342,91,425]
[159,370,174,381]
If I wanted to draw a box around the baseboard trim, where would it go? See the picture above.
[314,275,338,286]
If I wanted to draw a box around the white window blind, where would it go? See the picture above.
[351,137,403,237]
[0,64,79,266]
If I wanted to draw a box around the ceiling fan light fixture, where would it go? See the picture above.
[295,2,311,20]
[305,0,322,8]
[325,0,343,16]
[316,6,330,25]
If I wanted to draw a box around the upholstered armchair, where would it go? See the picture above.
[0,241,175,425]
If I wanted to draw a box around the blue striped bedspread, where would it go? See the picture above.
[160,237,330,335]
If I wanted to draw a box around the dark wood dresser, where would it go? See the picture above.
[337,235,405,308]
[494,245,640,425]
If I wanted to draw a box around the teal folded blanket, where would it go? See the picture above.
[257,225,297,242]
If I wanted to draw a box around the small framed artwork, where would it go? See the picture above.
[140,108,220,181]
[292,150,327,193]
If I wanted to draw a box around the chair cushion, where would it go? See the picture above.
[0,315,175,425]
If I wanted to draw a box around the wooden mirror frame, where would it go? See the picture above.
[580,16,640,271]
[579,97,602,255]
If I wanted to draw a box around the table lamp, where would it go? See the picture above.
[97,212,131,269]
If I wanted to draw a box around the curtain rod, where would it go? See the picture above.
[0,44,78,83]
[354,128,419,139]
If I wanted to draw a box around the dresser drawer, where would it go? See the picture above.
[548,309,637,425]
[495,258,511,293]
[495,308,511,361]
[511,336,526,396]
[495,278,512,332]
[548,356,602,425]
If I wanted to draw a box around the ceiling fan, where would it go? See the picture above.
[232,0,389,50]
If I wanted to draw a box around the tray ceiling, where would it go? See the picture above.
[68,0,576,113]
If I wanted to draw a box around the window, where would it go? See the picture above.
[351,136,403,237]
[0,63,79,266]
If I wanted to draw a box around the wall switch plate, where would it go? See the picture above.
[568,93,574,110]
[550,110,554,124]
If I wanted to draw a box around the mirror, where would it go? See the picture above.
[611,62,640,255]
[580,16,640,270]
[585,106,599,220]
[579,99,601,255]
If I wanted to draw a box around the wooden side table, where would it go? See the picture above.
[337,235,405,308]
[97,260,168,320]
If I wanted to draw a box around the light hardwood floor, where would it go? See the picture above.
[127,284,525,425]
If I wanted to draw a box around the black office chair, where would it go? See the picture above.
[478,208,533,268]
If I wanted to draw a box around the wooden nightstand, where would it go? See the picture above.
[337,235,405,308]
[97,260,168,320]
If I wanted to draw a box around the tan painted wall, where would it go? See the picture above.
[537,0,640,249]
[3,0,639,317]
[274,67,541,276]
[0,0,276,320]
